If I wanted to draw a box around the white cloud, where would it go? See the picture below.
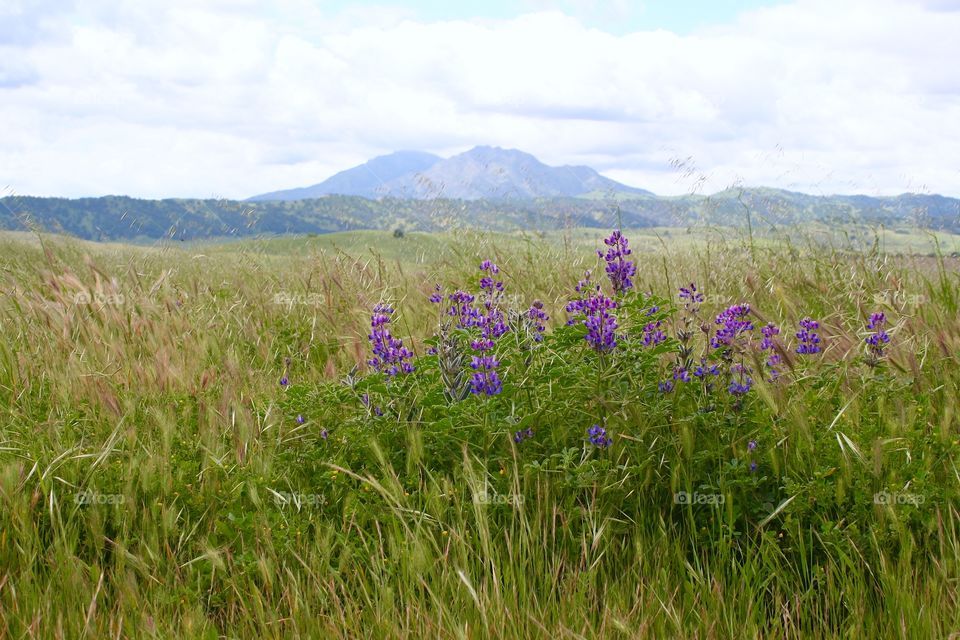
[0,0,958,198]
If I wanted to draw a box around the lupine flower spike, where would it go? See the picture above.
[599,230,636,294]
[587,424,611,447]
[865,312,891,365]
[796,317,822,354]
[367,303,415,376]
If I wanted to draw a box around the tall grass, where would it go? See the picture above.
[0,228,957,638]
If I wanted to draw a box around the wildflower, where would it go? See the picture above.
[469,354,502,396]
[658,380,674,393]
[693,359,720,378]
[865,312,890,362]
[728,363,753,396]
[760,322,782,379]
[678,283,705,311]
[748,439,757,451]
[673,366,691,383]
[587,424,611,448]
[568,288,618,352]
[711,304,753,350]
[367,303,415,376]
[296,415,305,424]
[573,270,594,294]
[479,260,499,274]
[429,284,443,304]
[760,323,780,350]
[320,429,328,440]
[583,296,618,351]
[599,230,636,294]
[795,317,822,354]
[642,320,666,347]
[728,377,753,396]
[527,300,549,342]
[280,376,289,387]
[513,428,534,444]
[447,290,480,328]
[749,461,758,473]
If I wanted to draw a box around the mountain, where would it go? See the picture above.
[249,150,443,201]
[248,146,653,201]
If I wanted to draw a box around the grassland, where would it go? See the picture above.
[0,226,958,638]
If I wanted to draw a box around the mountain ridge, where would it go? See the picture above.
[2,189,957,243]
[248,146,654,201]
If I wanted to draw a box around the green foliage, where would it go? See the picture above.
[0,228,957,637]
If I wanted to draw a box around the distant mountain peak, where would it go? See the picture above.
[248,147,653,201]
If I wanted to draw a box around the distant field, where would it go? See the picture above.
[1,225,958,637]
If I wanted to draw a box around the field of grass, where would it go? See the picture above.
[0,226,958,638]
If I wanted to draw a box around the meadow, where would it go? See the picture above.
[0,225,958,638]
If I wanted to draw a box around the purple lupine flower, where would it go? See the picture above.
[582,295,618,351]
[728,363,753,396]
[296,415,305,424]
[320,428,328,440]
[658,380,674,393]
[865,312,891,362]
[643,320,666,347]
[574,270,593,293]
[795,317,822,354]
[728,377,753,396]
[598,230,636,294]
[568,287,619,352]
[367,303,415,376]
[711,304,753,350]
[280,376,289,387]
[678,283,705,309]
[587,424,611,448]
[693,359,721,378]
[760,323,780,350]
[760,322,783,379]
[429,284,443,304]
[527,300,549,341]
[673,367,691,383]
[749,461,758,473]
[447,290,480,328]
[513,428,534,444]
[645,305,660,316]
[469,354,502,396]
[748,439,757,451]
[478,260,504,295]
[479,260,499,274]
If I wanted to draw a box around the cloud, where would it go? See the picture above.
[0,0,957,198]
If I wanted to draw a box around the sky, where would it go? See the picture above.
[1,0,959,199]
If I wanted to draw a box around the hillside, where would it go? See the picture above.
[1,188,957,242]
